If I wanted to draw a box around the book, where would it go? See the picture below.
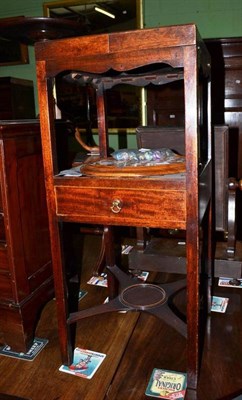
[59,348,106,379]
[145,368,187,399]
[218,277,242,288]
[211,296,229,313]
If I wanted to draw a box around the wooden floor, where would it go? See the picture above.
[0,234,242,400]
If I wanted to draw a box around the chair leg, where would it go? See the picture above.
[79,225,106,276]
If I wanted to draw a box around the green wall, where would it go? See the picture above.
[143,0,242,38]
[1,0,242,114]
[0,0,242,149]
[0,0,44,113]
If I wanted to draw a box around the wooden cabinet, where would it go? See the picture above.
[205,38,242,175]
[0,121,53,353]
[35,24,212,392]
[205,38,242,239]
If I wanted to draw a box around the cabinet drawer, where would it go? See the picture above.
[225,98,242,109]
[55,186,186,229]
[225,69,242,102]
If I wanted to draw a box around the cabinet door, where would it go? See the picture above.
[2,133,51,301]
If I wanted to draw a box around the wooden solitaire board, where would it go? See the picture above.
[81,157,185,177]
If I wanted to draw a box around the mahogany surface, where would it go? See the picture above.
[0,121,53,352]
[35,24,212,391]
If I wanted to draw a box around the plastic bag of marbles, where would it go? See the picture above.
[111,148,178,163]
[111,149,140,161]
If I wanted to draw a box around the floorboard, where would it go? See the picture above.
[0,234,241,400]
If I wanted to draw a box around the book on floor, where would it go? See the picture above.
[218,277,242,288]
[211,296,229,313]
[59,347,106,379]
[0,338,48,361]
[145,368,187,399]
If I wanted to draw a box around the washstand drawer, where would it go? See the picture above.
[55,186,186,228]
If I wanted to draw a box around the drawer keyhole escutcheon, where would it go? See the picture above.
[111,199,123,213]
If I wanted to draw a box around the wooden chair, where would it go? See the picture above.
[129,124,242,279]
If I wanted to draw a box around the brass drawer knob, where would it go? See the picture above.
[111,199,123,213]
